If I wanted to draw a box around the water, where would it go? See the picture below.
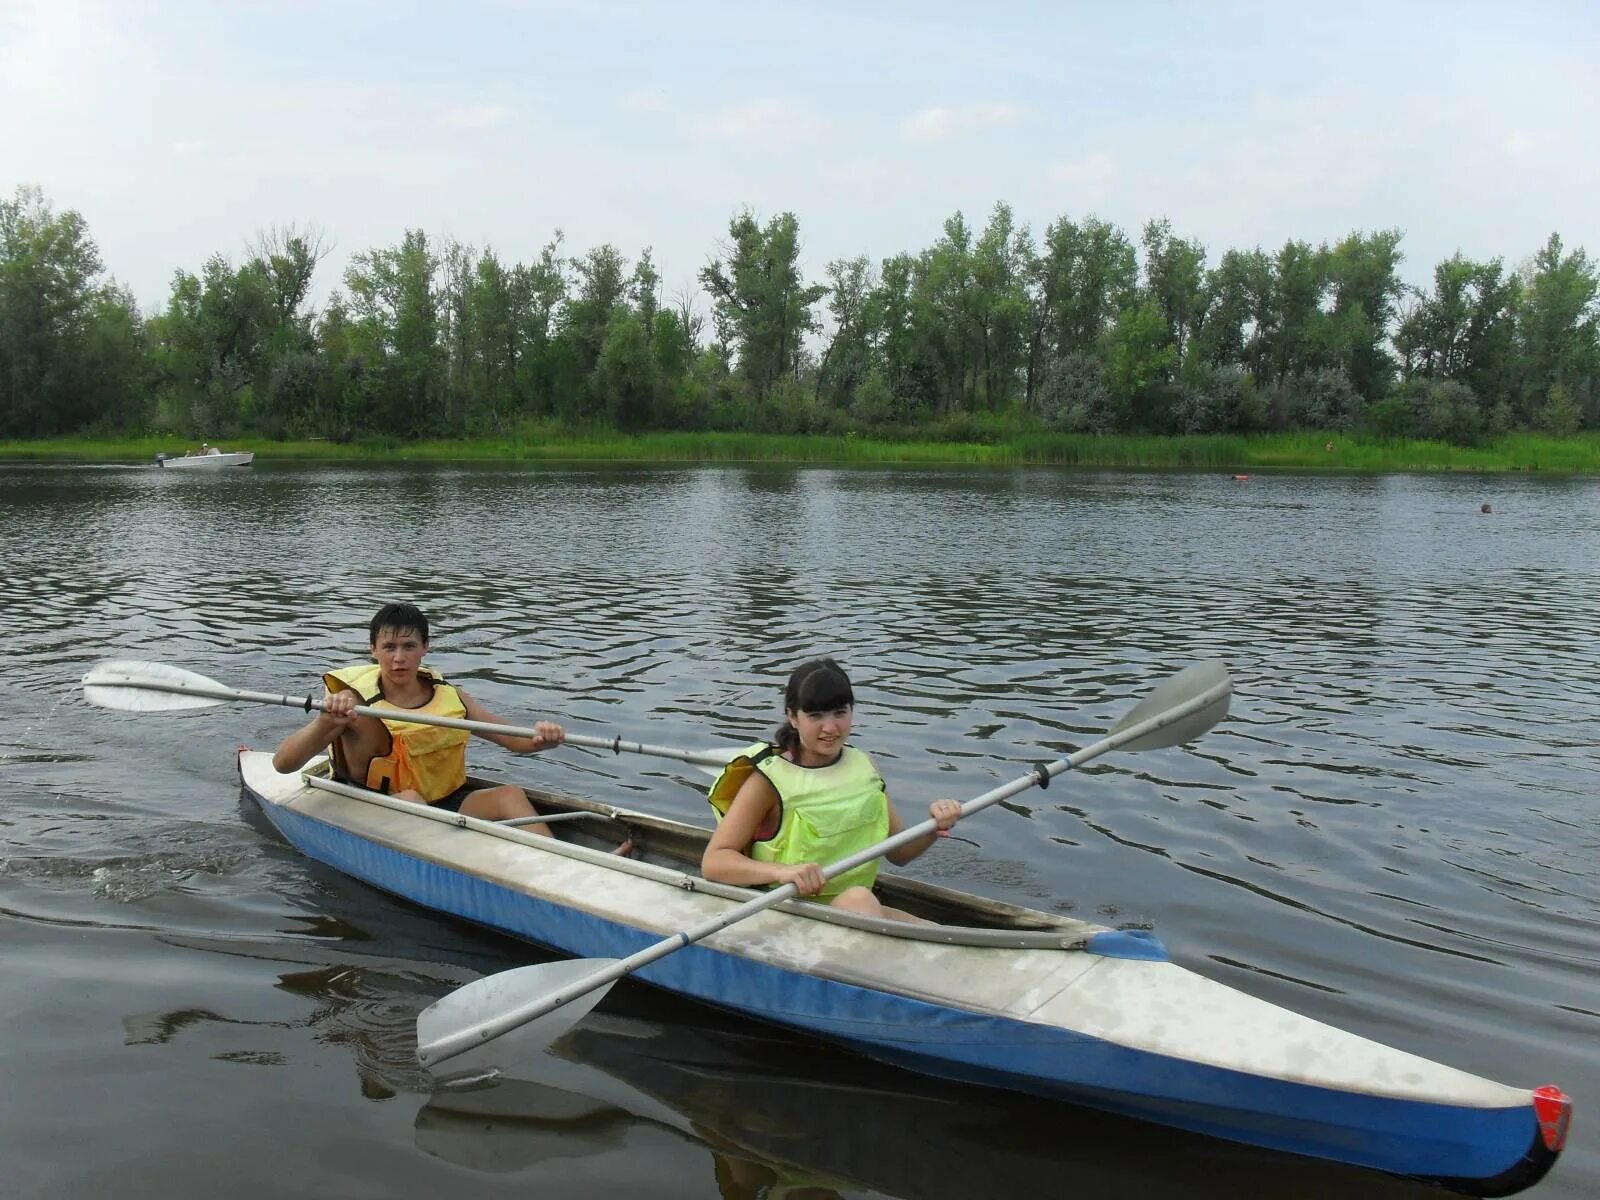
[2,460,1596,1198]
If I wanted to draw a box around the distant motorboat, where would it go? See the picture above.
[155,446,254,469]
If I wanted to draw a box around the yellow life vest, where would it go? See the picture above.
[323,664,468,803]
[707,742,889,900]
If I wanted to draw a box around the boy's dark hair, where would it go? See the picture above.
[369,602,430,645]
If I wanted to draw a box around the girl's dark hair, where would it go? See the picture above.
[369,602,430,645]
[774,658,854,755]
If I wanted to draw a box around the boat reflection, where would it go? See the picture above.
[225,795,1446,1198]
[418,1007,1440,1200]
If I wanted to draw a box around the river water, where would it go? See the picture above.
[1,460,1595,1199]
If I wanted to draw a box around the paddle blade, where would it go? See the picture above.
[81,659,231,712]
[690,745,743,777]
[416,958,621,1078]
[1109,660,1232,751]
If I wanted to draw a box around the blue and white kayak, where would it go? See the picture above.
[236,750,1569,1195]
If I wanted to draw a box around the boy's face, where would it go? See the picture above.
[370,624,427,683]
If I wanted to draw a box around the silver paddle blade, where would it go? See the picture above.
[416,958,621,1078]
[1109,660,1232,751]
[81,659,231,711]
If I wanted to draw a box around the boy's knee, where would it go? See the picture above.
[468,785,530,820]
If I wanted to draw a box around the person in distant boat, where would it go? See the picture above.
[205,444,222,455]
[701,657,961,922]
[272,602,566,832]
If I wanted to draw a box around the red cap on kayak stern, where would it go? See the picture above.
[1532,1086,1571,1152]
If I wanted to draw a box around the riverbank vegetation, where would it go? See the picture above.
[6,429,1598,473]
[2,184,1596,465]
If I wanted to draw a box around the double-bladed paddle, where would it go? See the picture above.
[413,659,1233,1077]
[80,659,743,774]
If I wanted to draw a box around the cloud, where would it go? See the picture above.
[900,102,1019,143]
[1049,152,1118,186]
[1503,130,1558,156]
[621,87,666,112]
[691,98,825,143]
[438,104,509,130]
[170,139,207,158]
[0,0,126,110]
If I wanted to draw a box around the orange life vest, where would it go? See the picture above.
[323,664,469,802]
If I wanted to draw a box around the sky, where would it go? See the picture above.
[2,0,1596,315]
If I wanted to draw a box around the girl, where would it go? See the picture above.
[702,658,961,921]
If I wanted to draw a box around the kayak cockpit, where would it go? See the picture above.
[284,756,1112,949]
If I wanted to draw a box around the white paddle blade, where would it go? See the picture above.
[81,659,231,712]
[416,958,621,1077]
[1109,660,1232,751]
[691,745,743,777]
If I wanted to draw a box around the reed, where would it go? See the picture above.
[3,431,1598,472]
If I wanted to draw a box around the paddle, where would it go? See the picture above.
[80,659,743,774]
[413,659,1233,1076]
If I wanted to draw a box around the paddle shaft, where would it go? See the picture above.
[98,675,734,769]
[416,669,1230,1068]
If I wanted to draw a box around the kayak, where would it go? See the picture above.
[236,749,1569,1195]
[155,449,254,469]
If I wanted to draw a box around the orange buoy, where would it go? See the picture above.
[1231,474,1250,482]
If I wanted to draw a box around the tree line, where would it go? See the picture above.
[2,183,1595,445]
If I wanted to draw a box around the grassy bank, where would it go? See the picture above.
[3,430,1599,473]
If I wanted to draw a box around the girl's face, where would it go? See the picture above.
[788,704,853,765]
[371,626,427,685]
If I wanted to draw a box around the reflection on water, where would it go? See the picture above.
[2,461,1598,1198]
[144,922,1441,1200]
[414,1007,1441,1200]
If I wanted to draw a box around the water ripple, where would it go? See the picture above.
[4,461,1598,1197]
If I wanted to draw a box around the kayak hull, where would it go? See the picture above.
[237,750,1566,1195]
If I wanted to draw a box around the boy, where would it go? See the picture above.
[273,602,563,830]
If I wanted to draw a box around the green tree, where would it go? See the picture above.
[1328,229,1404,399]
[914,211,979,415]
[0,185,146,435]
[438,237,478,433]
[1398,377,1485,444]
[344,229,443,436]
[969,202,1031,410]
[1264,239,1332,386]
[1193,248,1272,381]
[594,310,658,429]
[556,242,628,420]
[1395,254,1520,410]
[1517,233,1598,427]
[151,253,275,435]
[873,251,940,420]
[1104,301,1175,430]
[1024,215,1136,408]
[1141,218,1208,369]
[815,254,877,410]
[508,233,570,418]
[700,210,825,420]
